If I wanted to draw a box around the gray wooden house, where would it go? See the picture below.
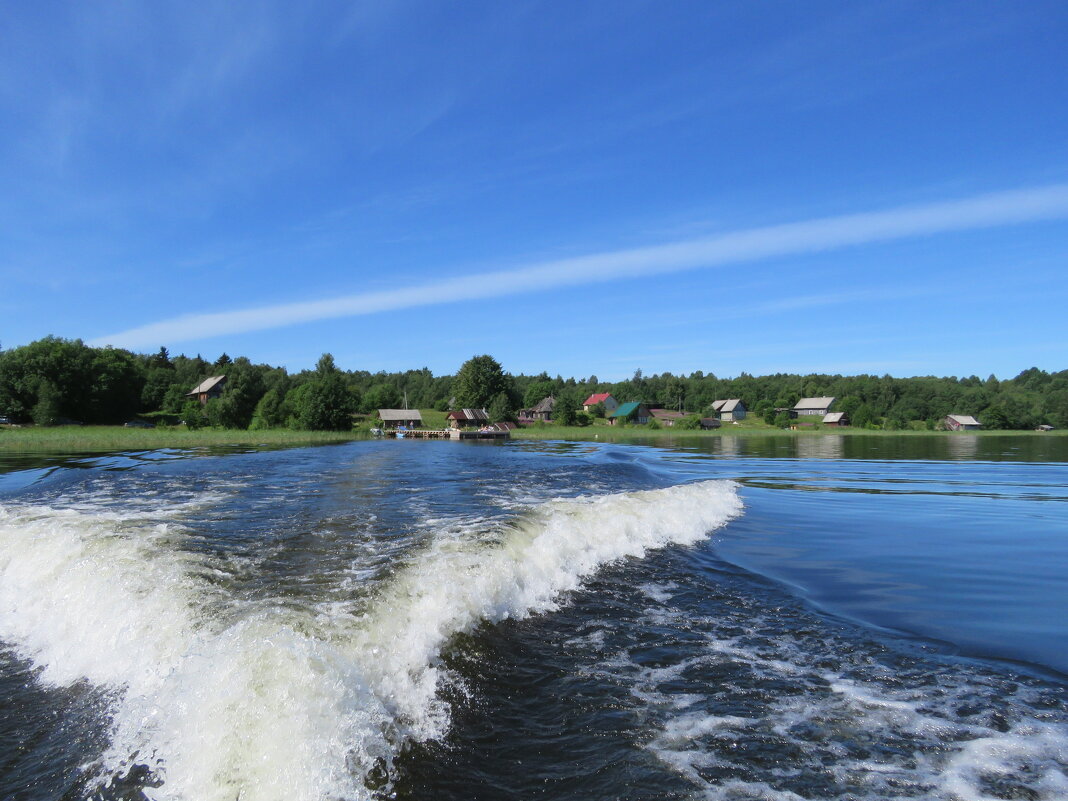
[793,397,836,417]
[378,409,423,429]
[711,399,746,421]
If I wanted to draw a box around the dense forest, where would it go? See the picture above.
[0,336,1066,431]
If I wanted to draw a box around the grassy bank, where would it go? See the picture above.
[0,425,362,453]
[3,418,1061,454]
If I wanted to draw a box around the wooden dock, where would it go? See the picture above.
[386,428,510,440]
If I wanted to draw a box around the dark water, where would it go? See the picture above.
[0,435,1065,800]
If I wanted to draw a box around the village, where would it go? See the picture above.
[361,392,987,438]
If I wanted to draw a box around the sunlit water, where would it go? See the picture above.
[0,435,1065,800]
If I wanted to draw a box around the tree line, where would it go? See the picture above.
[1,336,1065,430]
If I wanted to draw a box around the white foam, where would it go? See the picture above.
[940,722,1068,800]
[611,612,1068,800]
[350,480,743,741]
[0,504,204,692]
[0,479,743,800]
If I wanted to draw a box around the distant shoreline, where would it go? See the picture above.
[1,423,1063,454]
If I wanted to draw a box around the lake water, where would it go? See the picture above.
[0,435,1066,800]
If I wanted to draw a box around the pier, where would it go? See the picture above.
[385,428,510,440]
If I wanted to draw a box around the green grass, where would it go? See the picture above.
[4,416,1060,454]
[417,408,449,429]
[0,425,363,453]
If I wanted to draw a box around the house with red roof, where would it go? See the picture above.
[582,393,618,414]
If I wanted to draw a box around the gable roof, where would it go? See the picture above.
[650,408,685,420]
[714,399,743,412]
[447,408,489,421]
[378,409,423,422]
[583,392,613,406]
[531,396,555,413]
[187,375,227,395]
[611,401,645,418]
[794,396,836,410]
[947,414,981,426]
[823,412,846,423]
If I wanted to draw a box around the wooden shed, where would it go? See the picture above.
[378,409,423,429]
[945,414,981,431]
[650,409,686,426]
[447,408,490,429]
[822,412,849,427]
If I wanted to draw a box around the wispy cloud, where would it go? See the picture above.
[91,184,1068,349]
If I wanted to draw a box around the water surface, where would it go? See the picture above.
[0,435,1065,800]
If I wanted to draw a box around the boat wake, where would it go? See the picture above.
[0,480,742,800]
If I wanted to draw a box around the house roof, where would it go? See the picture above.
[531,396,555,413]
[378,409,423,422]
[583,392,613,406]
[794,396,836,410]
[447,408,489,421]
[187,375,226,395]
[714,399,743,412]
[611,401,644,418]
[650,409,685,420]
[823,412,846,423]
[947,414,980,426]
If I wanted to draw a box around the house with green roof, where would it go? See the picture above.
[609,401,652,425]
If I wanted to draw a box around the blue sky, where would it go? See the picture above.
[2,2,1066,380]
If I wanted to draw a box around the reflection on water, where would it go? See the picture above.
[638,432,1067,462]
[795,434,845,460]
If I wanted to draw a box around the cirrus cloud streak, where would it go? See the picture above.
[91,184,1068,349]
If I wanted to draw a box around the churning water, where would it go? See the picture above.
[0,436,1065,800]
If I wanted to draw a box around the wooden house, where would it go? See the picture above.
[822,412,849,427]
[582,393,619,414]
[945,414,981,431]
[609,402,651,425]
[378,409,423,429]
[650,409,686,426]
[447,408,490,429]
[711,399,746,421]
[186,375,227,405]
[530,396,555,422]
[793,397,836,417]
